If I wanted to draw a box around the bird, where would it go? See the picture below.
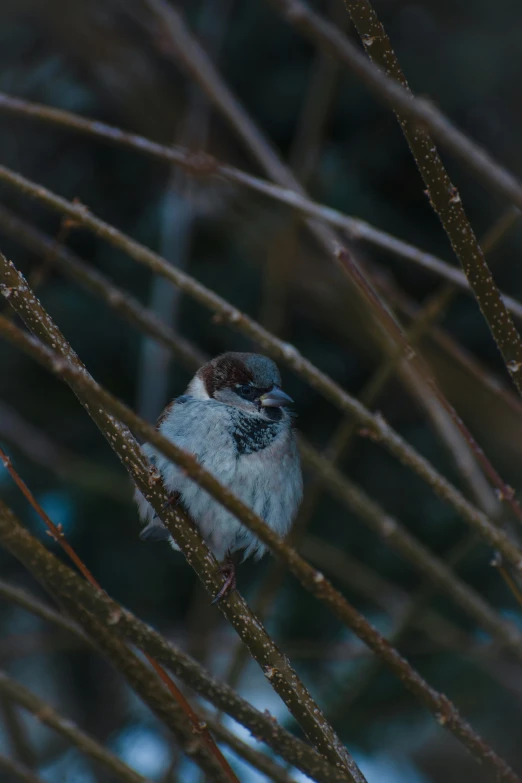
[134,352,303,601]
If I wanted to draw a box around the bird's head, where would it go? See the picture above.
[187,352,293,420]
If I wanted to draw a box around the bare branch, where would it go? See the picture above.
[0,266,519,780]
[0,254,361,781]
[270,0,522,395]
[0,577,349,783]
[0,755,46,783]
[0,171,519,577]
[0,672,152,783]
[1,94,522,320]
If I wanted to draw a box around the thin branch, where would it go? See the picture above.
[0,171,519,580]
[266,0,522,215]
[1,494,518,783]
[0,446,240,783]
[0,672,152,783]
[271,0,522,396]
[0,256,361,781]
[2,94,522,321]
[0,755,45,783]
[0,695,37,772]
[298,438,522,661]
[47,595,232,783]
[0,280,518,781]
[336,245,522,524]
[204,714,298,783]
[0,206,205,370]
[0,398,128,501]
[0,578,349,783]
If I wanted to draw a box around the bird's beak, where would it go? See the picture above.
[259,386,293,407]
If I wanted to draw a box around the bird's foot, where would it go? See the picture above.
[212,555,236,604]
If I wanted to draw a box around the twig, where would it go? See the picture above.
[298,438,522,660]
[260,0,347,334]
[0,445,240,783]
[336,245,522,523]
[0,397,128,501]
[0,755,45,783]
[0,168,520,577]
[0,292,518,780]
[0,497,519,782]
[0,695,37,771]
[0,577,350,783]
[3,97,522,323]
[204,714,298,783]
[0,255,361,781]
[266,0,522,215]
[0,205,205,370]
[0,672,153,783]
[271,0,522,396]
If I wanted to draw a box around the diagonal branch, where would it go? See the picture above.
[0,263,519,781]
[0,578,351,783]
[0,444,240,783]
[0,672,152,783]
[0,755,46,783]
[0,254,361,781]
[0,171,519,577]
[266,0,522,214]
[0,93,522,321]
[269,0,522,396]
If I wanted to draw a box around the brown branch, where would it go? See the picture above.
[0,672,152,783]
[0,398,128,501]
[0,205,205,371]
[266,0,522,214]
[0,578,349,783]
[0,491,518,782]
[298,438,522,661]
[0,755,45,783]
[336,245,522,524]
[270,0,522,396]
[0,446,240,783]
[2,96,522,322]
[0,168,520,581]
[0,256,361,780]
[0,276,518,781]
[203,714,298,783]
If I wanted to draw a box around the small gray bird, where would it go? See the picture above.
[134,352,303,600]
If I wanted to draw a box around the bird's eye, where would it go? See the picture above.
[237,384,255,399]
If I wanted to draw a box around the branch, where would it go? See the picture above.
[0,755,45,783]
[270,0,522,396]
[0,445,240,783]
[0,205,205,371]
[0,168,519,582]
[298,438,522,658]
[0,268,519,781]
[1,96,522,320]
[266,0,522,214]
[0,256,361,780]
[336,245,522,524]
[0,672,152,783]
[0,578,349,783]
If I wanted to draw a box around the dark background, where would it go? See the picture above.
[1,1,522,781]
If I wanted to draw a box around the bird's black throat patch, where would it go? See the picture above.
[231,412,281,455]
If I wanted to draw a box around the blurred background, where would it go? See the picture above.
[1,0,522,781]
